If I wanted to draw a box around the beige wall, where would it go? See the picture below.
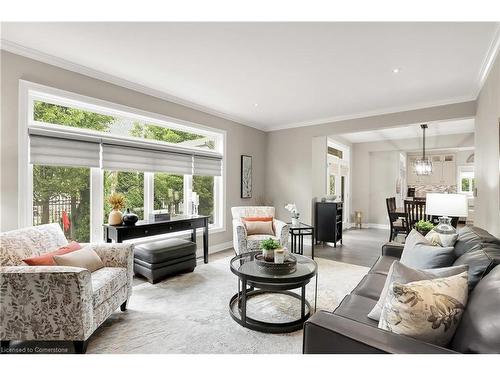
[475,52,500,236]
[352,133,474,226]
[266,102,476,224]
[0,51,267,252]
[368,151,400,225]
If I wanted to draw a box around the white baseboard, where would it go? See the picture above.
[208,240,233,254]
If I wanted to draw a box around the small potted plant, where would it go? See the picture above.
[108,192,125,225]
[260,238,281,262]
[415,219,434,236]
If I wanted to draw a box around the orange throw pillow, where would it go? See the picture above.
[23,241,82,266]
[242,216,273,222]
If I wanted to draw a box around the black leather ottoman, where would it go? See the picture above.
[134,238,197,284]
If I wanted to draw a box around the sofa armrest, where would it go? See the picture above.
[274,219,289,248]
[0,266,93,341]
[382,242,404,258]
[303,311,457,354]
[89,243,134,268]
[89,243,134,294]
[232,219,247,255]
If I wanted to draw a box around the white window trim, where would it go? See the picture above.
[19,80,227,241]
[457,165,475,196]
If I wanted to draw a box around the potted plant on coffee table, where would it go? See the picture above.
[414,219,434,236]
[260,238,281,262]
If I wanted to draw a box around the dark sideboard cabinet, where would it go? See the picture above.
[315,201,343,247]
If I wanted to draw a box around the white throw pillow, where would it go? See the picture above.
[244,220,274,236]
[367,261,468,321]
[53,247,104,273]
[425,229,459,247]
[379,271,468,346]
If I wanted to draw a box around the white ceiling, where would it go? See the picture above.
[1,22,499,131]
[340,118,475,143]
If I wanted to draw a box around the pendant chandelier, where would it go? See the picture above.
[414,124,432,175]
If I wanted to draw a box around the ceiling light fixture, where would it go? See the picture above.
[254,103,259,107]
[392,68,400,73]
[414,124,432,176]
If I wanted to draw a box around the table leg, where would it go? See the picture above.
[241,278,247,323]
[237,278,241,308]
[300,234,303,255]
[314,274,318,312]
[191,228,196,243]
[311,229,315,259]
[104,227,112,243]
[203,220,209,264]
[301,285,306,318]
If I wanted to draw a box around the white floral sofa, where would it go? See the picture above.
[0,223,133,353]
[231,206,289,254]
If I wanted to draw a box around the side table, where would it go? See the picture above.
[288,222,315,259]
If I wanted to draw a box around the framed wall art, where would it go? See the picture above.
[241,155,252,198]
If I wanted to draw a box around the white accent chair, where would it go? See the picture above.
[0,223,133,353]
[231,206,289,255]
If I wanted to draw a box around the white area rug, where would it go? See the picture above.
[88,256,368,354]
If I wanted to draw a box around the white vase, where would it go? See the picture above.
[274,248,285,264]
[292,218,300,226]
[108,209,123,225]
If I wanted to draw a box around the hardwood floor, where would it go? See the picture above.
[312,227,389,267]
[206,227,390,268]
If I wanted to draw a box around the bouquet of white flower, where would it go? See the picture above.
[284,203,300,219]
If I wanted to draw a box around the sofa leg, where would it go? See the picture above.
[74,340,89,354]
[1,341,10,351]
[120,300,128,311]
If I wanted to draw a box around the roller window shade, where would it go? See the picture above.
[193,155,222,176]
[30,134,101,168]
[102,144,193,174]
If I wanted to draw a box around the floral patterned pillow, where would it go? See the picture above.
[379,271,468,346]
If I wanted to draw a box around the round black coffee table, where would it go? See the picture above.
[229,251,318,333]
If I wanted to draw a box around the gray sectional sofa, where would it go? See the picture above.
[303,226,500,354]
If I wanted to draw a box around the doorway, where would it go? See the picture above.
[327,138,351,226]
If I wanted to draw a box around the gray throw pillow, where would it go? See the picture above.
[400,230,455,269]
[367,261,468,321]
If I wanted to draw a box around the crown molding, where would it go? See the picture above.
[0,39,267,131]
[266,96,477,132]
[475,23,500,97]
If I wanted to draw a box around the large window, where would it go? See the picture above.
[22,81,225,243]
[34,101,216,150]
[33,165,91,242]
[458,167,475,195]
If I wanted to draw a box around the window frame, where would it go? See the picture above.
[19,80,226,242]
[457,165,475,196]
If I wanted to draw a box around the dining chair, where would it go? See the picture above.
[414,196,426,202]
[407,187,416,198]
[386,197,407,242]
[404,199,431,233]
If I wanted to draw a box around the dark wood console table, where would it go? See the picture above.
[103,215,210,263]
